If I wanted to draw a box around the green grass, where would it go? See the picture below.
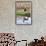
[16,9,31,17]
[16,12,31,17]
[16,12,27,16]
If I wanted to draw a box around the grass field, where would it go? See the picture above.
[16,9,31,17]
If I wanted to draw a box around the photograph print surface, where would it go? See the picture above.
[15,1,32,25]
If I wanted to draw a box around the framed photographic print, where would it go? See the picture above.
[15,1,32,25]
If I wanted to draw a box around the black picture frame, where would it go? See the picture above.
[15,1,32,25]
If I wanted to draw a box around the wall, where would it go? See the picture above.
[0,0,46,43]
